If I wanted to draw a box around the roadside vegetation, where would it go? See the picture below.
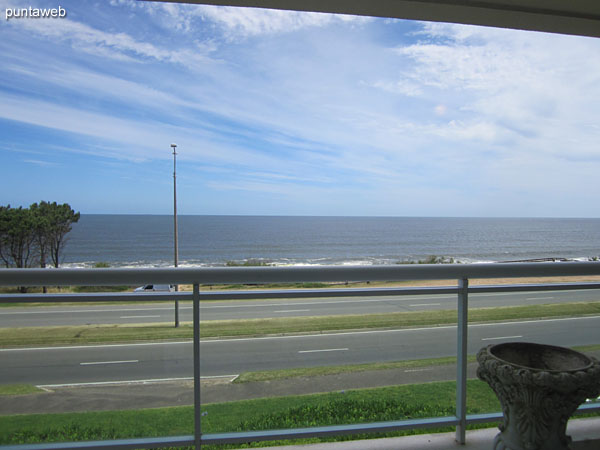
[0,379,502,448]
[1,302,599,348]
[0,384,45,396]
[0,202,79,271]
[225,259,272,267]
[396,255,456,264]
[235,356,466,383]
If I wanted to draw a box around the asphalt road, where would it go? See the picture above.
[2,315,599,386]
[1,289,599,327]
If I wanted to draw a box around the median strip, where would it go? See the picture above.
[0,301,599,348]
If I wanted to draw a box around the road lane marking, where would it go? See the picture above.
[37,375,239,388]
[119,315,161,319]
[274,309,311,313]
[482,336,522,341]
[0,307,178,315]
[409,303,441,307]
[299,348,349,354]
[404,368,433,373]
[0,341,194,352]
[80,360,139,366]
[526,297,554,300]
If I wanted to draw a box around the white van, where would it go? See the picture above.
[134,284,175,292]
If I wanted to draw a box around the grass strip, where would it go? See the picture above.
[0,379,502,448]
[0,385,45,396]
[199,301,600,338]
[1,302,600,347]
[235,356,470,383]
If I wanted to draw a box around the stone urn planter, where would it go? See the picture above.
[477,342,600,450]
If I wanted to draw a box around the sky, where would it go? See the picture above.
[1,1,599,217]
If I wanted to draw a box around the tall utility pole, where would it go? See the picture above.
[171,143,179,328]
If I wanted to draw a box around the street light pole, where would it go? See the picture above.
[171,143,179,328]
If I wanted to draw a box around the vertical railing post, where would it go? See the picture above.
[193,283,201,449]
[456,277,469,444]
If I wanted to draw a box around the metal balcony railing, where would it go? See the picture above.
[1,262,600,450]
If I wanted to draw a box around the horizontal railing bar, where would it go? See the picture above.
[2,293,192,303]
[201,416,460,444]
[0,286,459,303]
[464,405,597,425]
[465,412,504,424]
[469,282,600,293]
[575,402,600,414]
[1,417,461,449]
[0,292,191,303]
[200,286,460,299]
[0,435,194,450]
[2,282,600,304]
[1,262,598,286]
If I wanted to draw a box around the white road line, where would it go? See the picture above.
[404,368,433,373]
[274,309,311,313]
[409,303,442,307]
[80,360,139,366]
[0,307,177,315]
[473,292,526,297]
[119,315,161,319]
[468,316,600,327]
[0,341,193,352]
[299,348,349,354]
[526,297,555,300]
[482,336,522,341]
[37,375,239,388]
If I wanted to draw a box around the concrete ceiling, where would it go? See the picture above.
[153,0,600,38]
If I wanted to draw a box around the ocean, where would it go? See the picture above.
[61,215,600,268]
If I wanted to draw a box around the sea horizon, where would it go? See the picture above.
[60,215,600,269]
[79,213,600,219]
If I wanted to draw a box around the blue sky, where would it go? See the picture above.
[1,1,600,217]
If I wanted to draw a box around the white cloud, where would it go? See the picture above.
[195,6,335,37]
[2,3,600,216]
[118,1,370,38]
[5,11,215,69]
[189,5,371,39]
[370,80,423,97]
[23,159,60,167]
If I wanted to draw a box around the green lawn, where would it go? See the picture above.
[0,379,502,448]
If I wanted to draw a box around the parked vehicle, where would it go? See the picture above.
[134,284,174,292]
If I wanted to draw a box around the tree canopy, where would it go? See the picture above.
[0,202,80,269]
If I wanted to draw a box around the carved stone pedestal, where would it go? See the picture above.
[477,342,600,450]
